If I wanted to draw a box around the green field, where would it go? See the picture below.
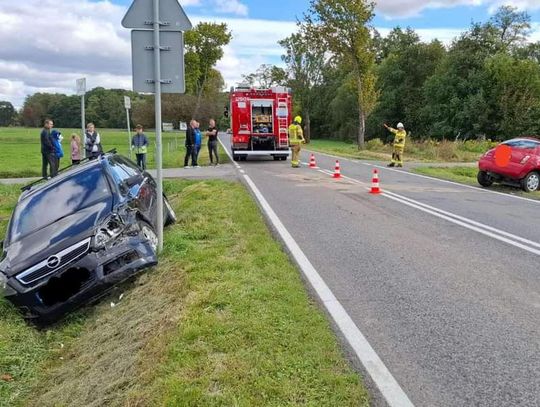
[0,180,368,406]
[0,127,229,178]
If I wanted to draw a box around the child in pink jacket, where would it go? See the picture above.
[71,134,81,164]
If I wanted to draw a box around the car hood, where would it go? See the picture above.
[1,199,112,277]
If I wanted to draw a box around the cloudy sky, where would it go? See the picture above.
[1,0,540,107]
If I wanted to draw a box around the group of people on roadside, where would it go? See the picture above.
[40,119,103,178]
[184,118,219,168]
[40,117,219,179]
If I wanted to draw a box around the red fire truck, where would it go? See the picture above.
[229,86,292,161]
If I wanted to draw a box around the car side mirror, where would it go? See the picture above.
[126,174,143,187]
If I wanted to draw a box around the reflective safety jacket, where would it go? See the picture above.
[389,128,406,149]
[288,123,305,145]
[131,133,148,154]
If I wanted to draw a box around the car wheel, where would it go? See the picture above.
[139,221,158,253]
[233,154,239,161]
[163,196,177,226]
[477,171,493,187]
[521,171,540,192]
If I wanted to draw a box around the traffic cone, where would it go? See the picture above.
[309,153,317,168]
[333,160,341,179]
[369,169,381,194]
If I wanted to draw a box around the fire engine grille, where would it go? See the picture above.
[16,238,92,285]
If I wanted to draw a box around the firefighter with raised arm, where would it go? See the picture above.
[384,122,407,167]
[288,115,305,168]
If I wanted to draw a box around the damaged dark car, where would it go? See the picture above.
[0,152,176,324]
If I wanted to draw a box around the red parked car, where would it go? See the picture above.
[478,137,540,192]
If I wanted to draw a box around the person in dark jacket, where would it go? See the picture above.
[131,124,149,170]
[206,118,219,165]
[40,119,58,178]
[184,120,198,168]
[85,123,103,159]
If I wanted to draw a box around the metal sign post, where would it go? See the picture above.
[122,0,191,253]
[124,96,132,159]
[76,78,86,158]
[152,0,164,253]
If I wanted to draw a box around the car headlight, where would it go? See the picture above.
[93,216,125,249]
[93,229,113,249]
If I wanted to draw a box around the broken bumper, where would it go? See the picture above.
[2,235,157,323]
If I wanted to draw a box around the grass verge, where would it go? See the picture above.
[0,127,229,178]
[0,180,368,406]
[307,139,485,163]
[412,166,540,200]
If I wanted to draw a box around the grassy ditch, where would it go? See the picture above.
[412,166,540,200]
[0,180,368,406]
[307,138,494,163]
[0,127,229,178]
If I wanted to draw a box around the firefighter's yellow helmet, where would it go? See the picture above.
[294,116,302,124]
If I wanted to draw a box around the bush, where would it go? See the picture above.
[365,138,384,150]
[458,140,498,153]
[436,140,458,161]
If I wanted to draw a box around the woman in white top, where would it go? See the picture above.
[85,122,103,159]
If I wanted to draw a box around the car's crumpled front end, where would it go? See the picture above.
[0,212,157,324]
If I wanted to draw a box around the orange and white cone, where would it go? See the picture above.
[333,160,341,179]
[309,153,317,168]
[369,169,381,194]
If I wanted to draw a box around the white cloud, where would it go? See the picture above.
[192,16,296,88]
[375,0,540,19]
[213,0,248,17]
[0,0,131,107]
[1,0,539,110]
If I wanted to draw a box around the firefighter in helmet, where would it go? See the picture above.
[288,116,305,168]
[384,122,407,167]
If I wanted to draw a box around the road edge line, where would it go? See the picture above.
[305,149,540,205]
[241,172,415,407]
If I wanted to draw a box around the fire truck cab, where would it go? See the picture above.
[229,85,292,161]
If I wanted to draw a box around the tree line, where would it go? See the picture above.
[1,22,231,130]
[3,3,540,148]
[245,2,540,147]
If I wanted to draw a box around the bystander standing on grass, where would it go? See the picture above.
[50,129,64,170]
[85,123,103,159]
[131,124,149,170]
[71,134,81,165]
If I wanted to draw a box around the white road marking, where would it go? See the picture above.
[305,149,540,205]
[219,135,415,406]
[319,168,540,256]
[242,173,415,407]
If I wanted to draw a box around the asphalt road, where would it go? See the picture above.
[221,137,540,407]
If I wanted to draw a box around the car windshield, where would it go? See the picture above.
[8,166,111,242]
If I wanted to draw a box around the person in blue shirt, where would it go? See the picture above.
[51,129,64,171]
[193,120,202,168]
[131,124,149,170]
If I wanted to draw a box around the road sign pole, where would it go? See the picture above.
[81,95,86,159]
[126,108,132,159]
[153,0,164,253]
[77,78,87,159]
